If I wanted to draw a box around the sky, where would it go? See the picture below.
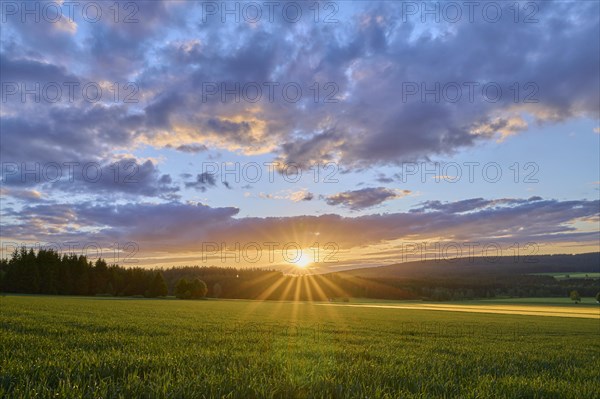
[0,0,599,272]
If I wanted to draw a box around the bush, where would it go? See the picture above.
[190,279,208,299]
[570,290,581,304]
[175,278,207,299]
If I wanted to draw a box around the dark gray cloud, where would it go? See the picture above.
[0,53,77,86]
[326,187,411,210]
[1,157,180,200]
[302,192,314,201]
[184,172,217,191]
[375,173,394,184]
[0,105,140,166]
[172,144,208,154]
[53,158,180,199]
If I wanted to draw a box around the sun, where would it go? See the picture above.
[291,253,312,268]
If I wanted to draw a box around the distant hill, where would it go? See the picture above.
[337,253,600,279]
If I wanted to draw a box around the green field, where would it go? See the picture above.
[1,296,599,398]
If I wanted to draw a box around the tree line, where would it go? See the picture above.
[1,248,598,301]
[0,248,191,298]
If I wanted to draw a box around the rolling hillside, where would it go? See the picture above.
[338,253,600,279]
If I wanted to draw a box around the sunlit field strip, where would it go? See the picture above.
[317,303,600,319]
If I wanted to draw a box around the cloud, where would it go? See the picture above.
[2,1,598,171]
[184,172,217,191]
[172,144,208,154]
[301,192,314,201]
[57,158,180,199]
[1,157,180,200]
[256,189,314,202]
[375,174,395,184]
[326,187,411,210]
[2,198,598,255]
[0,188,45,202]
[288,189,315,202]
[411,197,544,214]
[0,105,140,165]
